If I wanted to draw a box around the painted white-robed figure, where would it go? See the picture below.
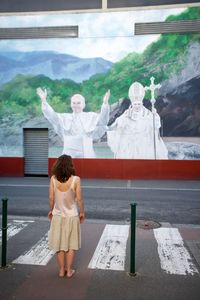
[107,82,168,159]
[37,88,110,158]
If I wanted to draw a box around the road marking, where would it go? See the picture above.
[153,227,199,275]
[0,184,199,192]
[83,186,200,192]
[88,224,129,271]
[0,220,34,241]
[13,232,54,266]
[0,184,49,187]
[127,180,131,188]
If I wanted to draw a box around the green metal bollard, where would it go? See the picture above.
[129,203,137,276]
[1,198,8,268]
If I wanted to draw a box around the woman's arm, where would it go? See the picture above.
[48,176,54,220]
[75,177,85,224]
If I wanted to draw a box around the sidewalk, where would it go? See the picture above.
[0,217,200,300]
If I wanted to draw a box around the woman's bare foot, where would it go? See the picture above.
[66,269,75,278]
[59,268,65,278]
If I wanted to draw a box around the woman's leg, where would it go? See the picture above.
[65,250,75,277]
[56,251,65,277]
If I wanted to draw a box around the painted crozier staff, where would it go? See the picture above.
[107,82,168,159]
[37,88,110,158]
[48,154,84,278]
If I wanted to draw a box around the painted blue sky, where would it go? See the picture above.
[0,7,186,62]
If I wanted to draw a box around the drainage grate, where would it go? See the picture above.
[136,220,161,230]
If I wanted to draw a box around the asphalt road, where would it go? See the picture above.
[0,177,200,224]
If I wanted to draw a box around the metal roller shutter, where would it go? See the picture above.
[23,128,48,176]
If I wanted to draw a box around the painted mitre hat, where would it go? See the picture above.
[128,82,145,103]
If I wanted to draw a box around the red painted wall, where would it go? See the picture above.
[1,157,200,179]
[0,157,24,176]
[49,158,200,180]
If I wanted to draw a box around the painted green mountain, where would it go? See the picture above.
[0,74,80,118]
[82,6,200,106]
[0,7,199,120]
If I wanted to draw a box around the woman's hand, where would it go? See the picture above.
[79,212,85,224]
[48,210,53,220]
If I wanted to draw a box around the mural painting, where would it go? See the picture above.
[0,6,200,159]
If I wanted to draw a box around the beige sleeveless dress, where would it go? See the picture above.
[48,175,81,252]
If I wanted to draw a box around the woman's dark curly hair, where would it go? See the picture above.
[51,155,76,182]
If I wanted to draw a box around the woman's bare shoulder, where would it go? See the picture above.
[50,175,54,182]
[73,176,81,185]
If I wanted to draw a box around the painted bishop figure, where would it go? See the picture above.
[107,81,168,159]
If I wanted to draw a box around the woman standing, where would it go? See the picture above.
[48,154,85,278]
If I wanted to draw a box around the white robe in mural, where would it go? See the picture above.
[107,106,168,159]
[42,102,110,158]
